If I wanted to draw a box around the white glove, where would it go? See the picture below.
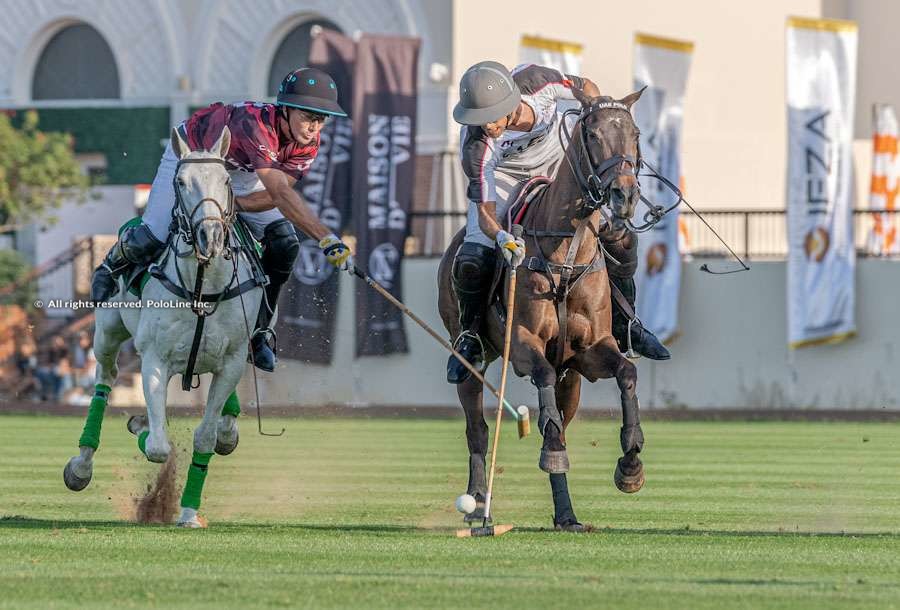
[496,230,526,268]
[319,233,354,272]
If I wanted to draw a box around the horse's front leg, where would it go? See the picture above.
[550,370,583,530]
[510,327,565,474]
[573,336,644,493]
[140,352,172,463]
[178,358,244,528]
[64,309,129,491]
[458,373,488,522]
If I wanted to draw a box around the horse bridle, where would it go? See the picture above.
[559,101,684,233]
[171,157,236,263]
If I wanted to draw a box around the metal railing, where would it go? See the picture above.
[404,208,900,259]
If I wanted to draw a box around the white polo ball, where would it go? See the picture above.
[455,493,477,514]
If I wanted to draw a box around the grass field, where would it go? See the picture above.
[2,414,900,609]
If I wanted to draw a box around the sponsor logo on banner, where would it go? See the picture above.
[646,243,668,276]
[369,243,400,289]
[803,227,830,262]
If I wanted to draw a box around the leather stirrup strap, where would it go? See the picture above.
[609,279,636,321]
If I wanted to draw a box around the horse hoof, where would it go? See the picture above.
[126,414,148,436]
[215,427,239,456]
[463,502,487,523]
[177,516,208,529]
[614,457,645,493]
[539,449,570,474]
[554,521,586,533]
[63,459,92,492]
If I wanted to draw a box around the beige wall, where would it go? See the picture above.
[453,0,822,210]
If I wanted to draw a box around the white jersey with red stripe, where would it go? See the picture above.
[459,64,585,208]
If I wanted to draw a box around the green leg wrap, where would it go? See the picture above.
[137,431,149,456]
[221,391,241,417]
[180,451,213,510]
[78,384,112,449]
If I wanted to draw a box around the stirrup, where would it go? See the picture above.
[452,329,486,365]
[625,318,640,360]
[250,327,277,352]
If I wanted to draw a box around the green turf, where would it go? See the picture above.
[1,415,900,609]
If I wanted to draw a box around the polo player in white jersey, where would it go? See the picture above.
[446,61,670,384]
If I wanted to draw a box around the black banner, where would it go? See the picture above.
[277,30,355,363]
[352,35,420,356]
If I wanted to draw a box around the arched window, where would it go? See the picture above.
[32,24,120,100]
[267,19,342,96]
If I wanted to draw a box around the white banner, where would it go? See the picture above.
[632,33,693,342]
[867,104,899,256]
[518,35,582,75]
[786,17,857,348]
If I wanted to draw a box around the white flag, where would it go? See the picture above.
[786,16,857,348]
[518,35,582,75]
[632,33,694,342]
[867,104,899,256]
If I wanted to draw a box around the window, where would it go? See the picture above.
[267,19,342,96]
[32,24,120,100]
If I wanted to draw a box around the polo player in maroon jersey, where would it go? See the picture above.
[90,68,353,371]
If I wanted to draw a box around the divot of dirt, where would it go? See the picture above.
[135,453,179,524]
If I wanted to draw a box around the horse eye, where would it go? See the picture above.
[176,177,186,187]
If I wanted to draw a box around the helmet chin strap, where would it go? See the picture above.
[280,106,302,143]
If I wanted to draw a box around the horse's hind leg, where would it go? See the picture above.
[459,373,488,522]
[573,337,644,493]
[549,371,583,530]
[64,310,129,491]
[178,358,244,528]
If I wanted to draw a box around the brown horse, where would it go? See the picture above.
[438,89,647,531]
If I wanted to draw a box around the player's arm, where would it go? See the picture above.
[256,167,329,240]
[234,190,275,212]
[476,202,503,241]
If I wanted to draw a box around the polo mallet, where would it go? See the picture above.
[350,265,530,438]
[456,224,523,538]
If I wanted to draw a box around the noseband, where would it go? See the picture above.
[172,157,235,261]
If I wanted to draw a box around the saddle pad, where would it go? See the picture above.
[506,176,551,230]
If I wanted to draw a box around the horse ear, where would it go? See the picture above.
[212,126,231,159]
[171,127,189,159]
[571,87,592,108]
[620,86,647,110]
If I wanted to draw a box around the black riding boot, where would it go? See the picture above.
[249,219,300,372]
[90,224,166,303]
[447,242,496,384]
[610,276,670,360]
[604,230,670,360]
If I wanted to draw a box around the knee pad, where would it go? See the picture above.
[119,223,166,265]
[603,231,638,279]
[452,242,496,296]
[261,219,300,284]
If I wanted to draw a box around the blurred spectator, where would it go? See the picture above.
[13,339,39,399]
[35,335,69,402]
[73,331,96,389]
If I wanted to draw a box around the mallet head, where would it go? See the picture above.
[455,524,514,538]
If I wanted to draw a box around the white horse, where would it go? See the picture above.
[64,126,265,527]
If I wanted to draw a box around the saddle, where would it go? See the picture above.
[121,216,264,298]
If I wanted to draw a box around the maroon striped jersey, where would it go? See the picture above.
[180,102,319,181]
